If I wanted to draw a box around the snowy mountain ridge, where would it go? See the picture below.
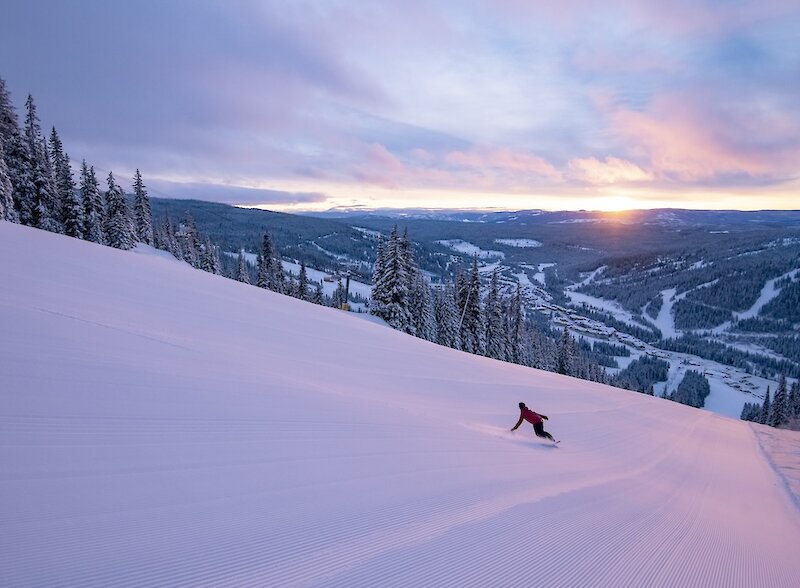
[2,220,800,587]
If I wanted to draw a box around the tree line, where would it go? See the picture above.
[740,376,800,430]
[0,78,153,250]
[0,77,354,311]
[5,75,787,417]
[370,226,609,384]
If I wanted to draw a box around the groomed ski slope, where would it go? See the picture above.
[2,221,800,587]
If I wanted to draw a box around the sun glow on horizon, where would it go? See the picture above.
[236,181,799,214]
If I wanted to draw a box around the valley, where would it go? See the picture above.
[152,200,800,418]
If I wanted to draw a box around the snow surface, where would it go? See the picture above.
[734,268,799,321]
[3,221,800,587]
[521,262,556,285]
[353,226,383,239]
[653,288,679,339]
[566,290,648,331]
[436,239,504,259]
[494,238,542,248]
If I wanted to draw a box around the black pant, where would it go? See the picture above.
[533,422,553,440]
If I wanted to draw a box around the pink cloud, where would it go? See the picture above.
[443,146,563,181]
[351,143,408,187]
[568,156,653,185]
[607,94,800,182]
[348,143,563,191]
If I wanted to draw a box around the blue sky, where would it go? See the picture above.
[1,0,798,210]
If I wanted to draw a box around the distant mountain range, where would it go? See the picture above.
[305,207,800,227]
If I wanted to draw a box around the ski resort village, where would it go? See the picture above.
[3,1,800,586]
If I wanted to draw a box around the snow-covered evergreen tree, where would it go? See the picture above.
[256,232,283,292]
[0,141,17,221]
[434,284,461,350]
[768,376,789,427]
[132,169,153,245]
[47,129,83,239]
[156,215,181,259]
[0,77,26,224]
[372,239,387,290]
[507,285,527,365]
[740,402,761,422]
[4,132,33,225]
[370,236,389,315]
[80,162,105,243]
[200,238,221,275]
[0,77,17,144]
[759,387,771,425]
[48,127,81,236]
[371,227,413,332]
[103,171,135,250]
[297,262,309,301]
[331,277,345,309]
[410,272,436,341]
[60,153,82,238]
[177,213,199,267]
[459,257,484,354]
[23,95,60,232]
[556,328,574,375]
[236,250,251,284]
[484,269,507,361]
[790,380,800,420]
[312,282,324,305]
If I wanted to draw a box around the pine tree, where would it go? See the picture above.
[24,95,60,232]
[331,277,345,308]
[768,376,789,428]
[200,238,221,275]
[484,269,507,361]
[48,127,81,236]
[297,261,309,301]
[0,77,17,144]
[256,232,283,292]
[155,215,180,259]
[371,227,413,332]
[740,402,761,422]
[57,150,82,238]
[759,387,771,425]
[410,272,436,341]
[0,141,16,221]
[80,162,105,243]
[209,239,222,275]
[556,328,574,375]
[178,213,199,266]
[132,169,153,245]
[0,77,27,224]
[4,132,33,225]
[459,257,484,354]
[791,381,800,419]
[236,250,251,284]
[507,285,527,365]
[312,282,324,305]
[104,171,136,249]
[372,238,387,285]
[434,284,461,350]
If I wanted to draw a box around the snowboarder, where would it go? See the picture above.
[511,402,558,443]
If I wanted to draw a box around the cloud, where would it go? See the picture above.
[607,94,800,183]
[147,181,329,206]
[2,0,799,209]
[443,147,562,180]
[568,156,653,185]
[343,143,563,191]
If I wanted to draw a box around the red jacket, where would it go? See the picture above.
[512,407,544,429]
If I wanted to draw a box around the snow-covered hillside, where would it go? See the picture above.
[2,221,800,587]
